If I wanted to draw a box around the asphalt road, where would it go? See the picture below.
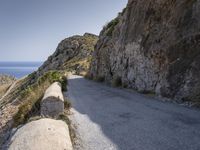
[67,75,200,150]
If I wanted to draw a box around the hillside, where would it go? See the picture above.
[0,33,98,148]
[0,75,15,98]
[89,0,200,103]
[1,1,200,149]
[0,74,15,85]
[38,33,98,76]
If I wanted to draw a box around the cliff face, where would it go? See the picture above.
[38,33,98,76]
[89,0,200,102]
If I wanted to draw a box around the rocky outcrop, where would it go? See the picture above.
[89,0,200,102]
[7,119,72,150]
[38,33,98,76]
[41,82,64,118]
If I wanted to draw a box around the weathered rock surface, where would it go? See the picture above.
[7,118,72,150]
[89,0,200,102]
[41,82,64,118]
[38,33,98,76]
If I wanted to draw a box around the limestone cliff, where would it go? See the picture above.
[89,0,200,102]
[38,33,98,76]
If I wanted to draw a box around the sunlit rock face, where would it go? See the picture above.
[38,33,98,76]
[89,0,200,102]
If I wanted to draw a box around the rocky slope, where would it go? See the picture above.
[89,0,200,103]
[0,74,15,85]
[0,75,15,98]
[38,33,98,76]
[0,33,98,148]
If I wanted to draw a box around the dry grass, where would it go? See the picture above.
[13,71,68,127]
[0,84,10,98]
[63,57,92,76]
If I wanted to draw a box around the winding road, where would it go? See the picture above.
[67,75,200,150]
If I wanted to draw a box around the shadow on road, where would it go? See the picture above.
[68,76,200,150]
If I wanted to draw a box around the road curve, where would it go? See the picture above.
[67,75,200,150]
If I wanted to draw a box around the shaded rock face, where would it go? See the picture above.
[38,33,98,76]
[89,0,200,102]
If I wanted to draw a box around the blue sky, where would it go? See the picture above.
[0,0,127,61]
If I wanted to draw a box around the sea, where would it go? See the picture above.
[0,62,43,79]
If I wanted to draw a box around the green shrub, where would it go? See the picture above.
[112,76,122,87]
[13,95,42,127]
[94,76,105,82]
[84,74,93,80]
[61,76,68,91]
[13,71,68,127]
[122,83,128,88]
[37,71,61,84]
[105,18,119,36]
[57,113,76,144]
[37,71,68,91]
[121,7,127,15]
[139,90,156,97]
[64,98,71,109]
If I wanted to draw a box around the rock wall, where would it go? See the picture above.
[89,0,200,102]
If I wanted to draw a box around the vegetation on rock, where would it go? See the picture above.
[104,17,119,36]
[0,74,15,85]
[0,75,16,98]
[38,33,98,76]
[13,71,67,127]
[111,76,122,87]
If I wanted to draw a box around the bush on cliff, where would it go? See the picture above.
[104,17,119,36]
[94,75,105,82]
[111,76,122,87]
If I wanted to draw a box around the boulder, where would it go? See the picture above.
[41,82,64,118]
[8,118,72,150]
